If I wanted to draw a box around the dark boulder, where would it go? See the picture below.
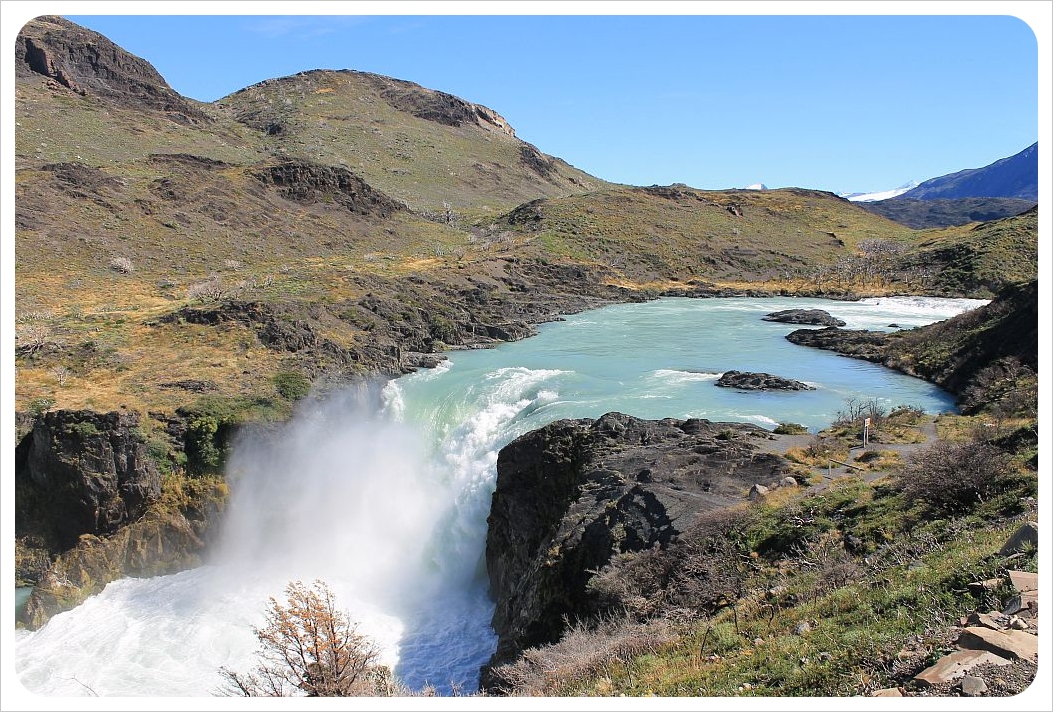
[715,370,815,391]
[763,308,846,327]
[484,412,787,674]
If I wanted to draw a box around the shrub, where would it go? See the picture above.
[186,276,227,301]
[774,422,808,435]
[896,438,1011,513]
[183,410,240,476]
[67,421,100,439]
[26,397,55,417]
[274,371,312,401]
[485,615,676,696]
[146,438,175,476]
[15,323,53,356]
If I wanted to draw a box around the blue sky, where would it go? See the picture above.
[7,5,1049,194]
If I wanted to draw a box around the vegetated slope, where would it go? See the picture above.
[897,206,1038,297]
[857,196,1036,229]
[896,142,1038,202]
[217,69,606,213]
[495,185,918,286]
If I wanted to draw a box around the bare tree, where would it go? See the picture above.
[219,580,398,697]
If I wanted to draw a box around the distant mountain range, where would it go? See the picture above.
[898,142,1037,201]
[851,143,1038,228]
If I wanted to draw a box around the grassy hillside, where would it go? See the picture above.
[495,185,918,286]
[218,69,607,214]
[502,468,1038,697]
[900,207,1038,297]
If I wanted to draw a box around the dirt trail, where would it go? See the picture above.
[748,416,939,492]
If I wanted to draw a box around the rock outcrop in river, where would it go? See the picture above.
[715,370,815,391]
[484,412,789,674]
[762,308,846,326]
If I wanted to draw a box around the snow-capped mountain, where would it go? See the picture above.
[745,183,769,190]
[839,180,920,202]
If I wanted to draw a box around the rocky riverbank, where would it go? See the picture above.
[483,412,791,678]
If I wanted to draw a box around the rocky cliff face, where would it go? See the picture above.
[484,412,789,670]
[15,409,162,548]
[18,495,227,630]
[14,15,207,122]
[14,408,230,629]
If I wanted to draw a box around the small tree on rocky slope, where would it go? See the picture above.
[219,580,399,697]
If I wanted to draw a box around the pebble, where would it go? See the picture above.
[960,675,987,697]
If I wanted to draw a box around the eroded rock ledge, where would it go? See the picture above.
[483,412,788,676]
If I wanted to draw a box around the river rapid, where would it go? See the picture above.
[11,295,986,699]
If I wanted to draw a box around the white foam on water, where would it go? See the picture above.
[731,413,782,428]
[651,368,722,383]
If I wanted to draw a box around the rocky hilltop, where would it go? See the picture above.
[14,15,207,121]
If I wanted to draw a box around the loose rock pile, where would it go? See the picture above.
[872,521,1039,697]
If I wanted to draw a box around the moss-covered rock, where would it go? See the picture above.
[19,477,228,630]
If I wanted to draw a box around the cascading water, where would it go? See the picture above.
[12,296,987,698]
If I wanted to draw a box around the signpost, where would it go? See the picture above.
[863,417,871,449]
